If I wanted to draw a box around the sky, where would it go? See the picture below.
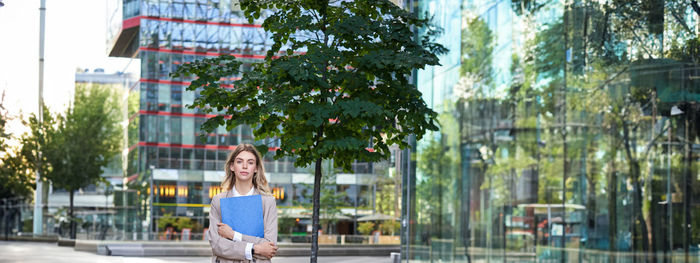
[0,0,140,137]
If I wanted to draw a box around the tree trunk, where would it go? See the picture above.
[310,157,323,263]
[683,113,692,263]
[609,163,617,263]
[623,122,651,262]
[69,189,76,239]
[460,143,472,263]
[3,202,11,241]
[586,161,596,250]
[631,161,651,262]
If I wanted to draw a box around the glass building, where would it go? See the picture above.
[108,0,397,241]
[402,0,700,262]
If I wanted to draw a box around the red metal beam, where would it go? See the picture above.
[139,47,267,59]
[140,16,262,28]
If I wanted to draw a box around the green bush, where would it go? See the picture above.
[175,217,198,231]
[357,222,375,235]
[378,220,400,235]
[157,213,177,231]
[278,217,296,235]
[158,213,200,232]
[22,218,32,233]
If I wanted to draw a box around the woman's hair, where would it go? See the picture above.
[222,144,271,195]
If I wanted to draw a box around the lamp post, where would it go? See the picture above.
[32,0,46,236]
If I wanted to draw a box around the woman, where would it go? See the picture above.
[208,144,278,263]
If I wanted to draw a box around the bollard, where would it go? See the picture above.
[390,252,400,263]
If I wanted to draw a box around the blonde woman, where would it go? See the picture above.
[208,144,278,263]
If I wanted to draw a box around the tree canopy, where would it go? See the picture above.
[0,91,34,200]
[173,0,446,261]
[175,0,445,171]
[25,84,124,239]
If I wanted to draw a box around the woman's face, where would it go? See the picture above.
[230,151,257,183]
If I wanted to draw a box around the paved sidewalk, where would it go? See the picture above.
[0,241,393,263]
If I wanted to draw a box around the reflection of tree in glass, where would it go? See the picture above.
[459,16,494,98]
[509,0,700,261]
[416,137,456,241]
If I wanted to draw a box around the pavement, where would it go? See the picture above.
[0,241,394,263]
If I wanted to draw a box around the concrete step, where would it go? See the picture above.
[74,240,399,257]
[3,235,58,243]
[57,238,75,247]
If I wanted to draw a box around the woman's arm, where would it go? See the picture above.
[208,195,251,261]
[239,195,278,244]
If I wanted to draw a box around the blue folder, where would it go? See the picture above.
[220,195,265,238]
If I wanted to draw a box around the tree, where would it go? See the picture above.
[374,166,400,220]
[0,148,34,200]
[173,1,446,261]
[40,84,123,239]
[1,91,35,241]
[0,91,35,201]
[454,15,496,256]
[416,137,455,239]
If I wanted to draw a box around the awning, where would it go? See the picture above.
[279,212,352,220]
[356,213,397,221]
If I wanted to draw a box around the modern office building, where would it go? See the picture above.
[108,0,398,240]
[402,0,700,262]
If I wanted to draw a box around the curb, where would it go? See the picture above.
[68,240,399,257]
[2,235,58,243]
[57,238,76,247]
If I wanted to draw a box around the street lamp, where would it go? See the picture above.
[33,0,47,237]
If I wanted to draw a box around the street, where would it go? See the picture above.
[0,241,393,263]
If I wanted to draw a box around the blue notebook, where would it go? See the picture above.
[220,195,265,238]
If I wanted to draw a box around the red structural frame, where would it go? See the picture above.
[139,109,225,119]
[122,16,262,29]
[140,16,262,28]
[135,141,280,151]
[123,16,141,29]
[140,47,267,59]
[140,78,236,88]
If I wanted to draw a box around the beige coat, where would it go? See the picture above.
[208,189,278,263]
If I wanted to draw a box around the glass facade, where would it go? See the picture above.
[122,0,274,240]
[404,0,700,262]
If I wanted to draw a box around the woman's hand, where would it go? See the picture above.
[216,222,235,240]
[253,241,278,259]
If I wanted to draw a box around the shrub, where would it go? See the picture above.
[357,222,375,235]
[378,220,400,235]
